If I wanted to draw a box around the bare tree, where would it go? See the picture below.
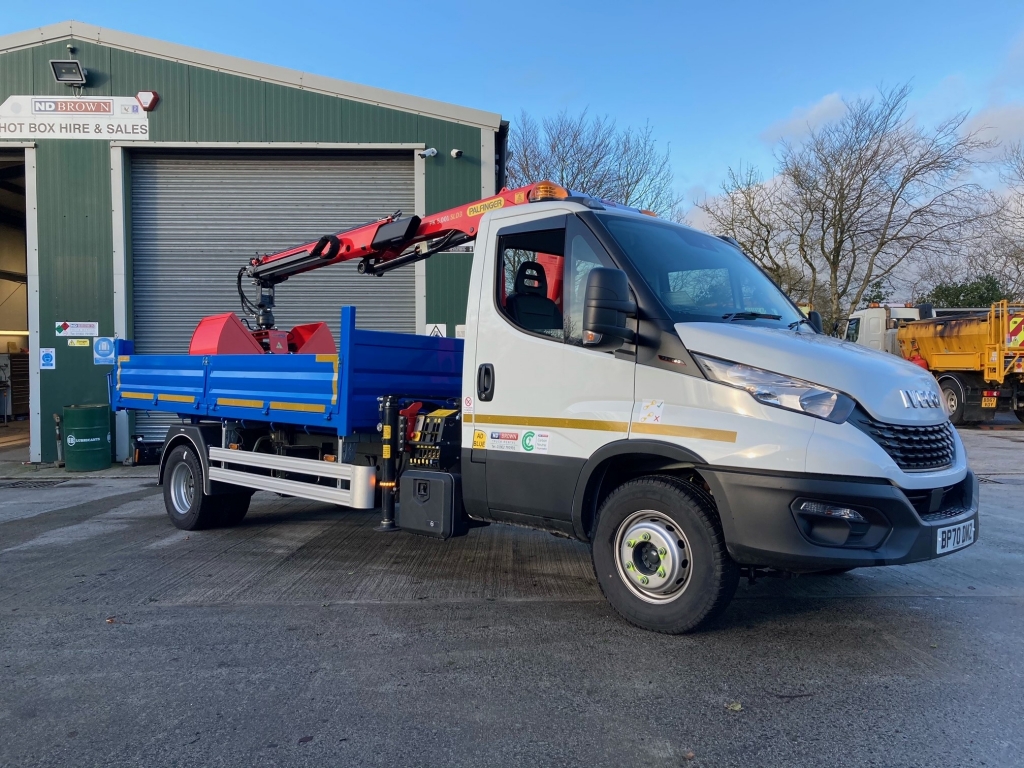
[697,85,993,326]
[507,109,679,216]
[980,142,1024,297]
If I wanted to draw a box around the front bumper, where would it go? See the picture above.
[702,467,979,571]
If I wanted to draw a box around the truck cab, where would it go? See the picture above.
[115,184,978,635]
[845,305,923,352]
[459,200,976,630]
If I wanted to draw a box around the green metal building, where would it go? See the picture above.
[0,21,505,463]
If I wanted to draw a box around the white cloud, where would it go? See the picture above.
[759,93,848,144]
[964,103,1024,146]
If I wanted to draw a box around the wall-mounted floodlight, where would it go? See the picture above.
[50,60,87,86]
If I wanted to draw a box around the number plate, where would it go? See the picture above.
[937,519,975,555]
[982,396,997,408]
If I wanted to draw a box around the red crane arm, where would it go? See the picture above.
[248,181,558,284]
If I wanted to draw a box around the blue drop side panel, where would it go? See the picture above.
[207,353,339,427]
[110,308,465,436]
[113,353,207,419]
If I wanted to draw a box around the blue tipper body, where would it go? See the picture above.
[109,307,464,435]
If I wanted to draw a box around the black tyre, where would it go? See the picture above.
[591,475,739,634]
[216,492,253,527]
[939,377,965,425]
[162,445,220,531]
[1015,408,1024,424]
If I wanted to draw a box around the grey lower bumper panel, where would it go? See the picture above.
[701,467,979,571]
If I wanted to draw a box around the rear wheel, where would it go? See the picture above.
[216,492,253,527]
[939,377,965,425]
[163,445,220,531]
[591,475,739,634]
[1014,408,1024,424]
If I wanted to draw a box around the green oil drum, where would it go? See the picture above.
[63,404,112,472]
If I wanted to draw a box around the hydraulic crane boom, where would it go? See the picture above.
[237,180,566,331]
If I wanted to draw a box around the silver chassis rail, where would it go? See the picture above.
[207,447,376,509]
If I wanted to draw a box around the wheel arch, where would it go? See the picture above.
[158,424,221,494]
[571,439,709,541]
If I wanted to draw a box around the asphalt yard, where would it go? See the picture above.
[0,426,1021,767]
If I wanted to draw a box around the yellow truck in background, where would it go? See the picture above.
[846,301,1024,425]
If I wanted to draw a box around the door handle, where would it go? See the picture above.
[477,363,495,401]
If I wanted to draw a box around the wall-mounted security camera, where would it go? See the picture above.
[450,148,463,159]
[418,148,438,159]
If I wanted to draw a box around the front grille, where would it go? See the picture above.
[921,506,970,522]
[849,410,955,471]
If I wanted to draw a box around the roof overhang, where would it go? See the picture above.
[0,21,502,131]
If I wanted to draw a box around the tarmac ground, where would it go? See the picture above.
[0,419,1022,767]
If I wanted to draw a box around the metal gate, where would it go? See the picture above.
[129,151,416,440]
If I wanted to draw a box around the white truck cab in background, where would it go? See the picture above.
[845,305,925,353]
[459,200,977,633]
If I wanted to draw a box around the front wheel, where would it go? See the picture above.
[591,476,739,634]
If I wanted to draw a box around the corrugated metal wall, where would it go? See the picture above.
[0,36,489,462]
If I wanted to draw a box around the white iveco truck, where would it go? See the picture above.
[125,182,978,634]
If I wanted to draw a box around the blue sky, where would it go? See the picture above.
[4,1,1024,209]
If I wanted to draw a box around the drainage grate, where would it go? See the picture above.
[0,480,68,489]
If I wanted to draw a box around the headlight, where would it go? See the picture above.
[692,354,856,423]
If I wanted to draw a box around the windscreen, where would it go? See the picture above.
[598,214,803,328]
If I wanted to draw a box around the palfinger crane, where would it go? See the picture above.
[219,181,569,353]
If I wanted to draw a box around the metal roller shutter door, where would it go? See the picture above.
[130,151,415,440]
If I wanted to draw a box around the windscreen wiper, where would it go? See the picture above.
[722,311,782,321]
[788,317,814,330]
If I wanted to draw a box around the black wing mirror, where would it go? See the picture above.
[582,268,637,351]
[807,310,824,334]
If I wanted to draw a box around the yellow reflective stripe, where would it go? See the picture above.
[316,354,339,405]
[218,397,264,409]
[631,422,737,443]
[159,393,195,404]
[468,413,737,443]
[270,401,327,413]
[118,355,130,362]
[473,414,629,432]
[121,392,195,404]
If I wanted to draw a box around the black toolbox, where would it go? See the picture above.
[397,470,464,539]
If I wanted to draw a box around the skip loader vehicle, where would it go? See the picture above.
[111,181,979,634]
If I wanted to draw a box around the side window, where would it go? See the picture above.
[496,227,566,341]
[565,221,616,346]
[845,318,860,342]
